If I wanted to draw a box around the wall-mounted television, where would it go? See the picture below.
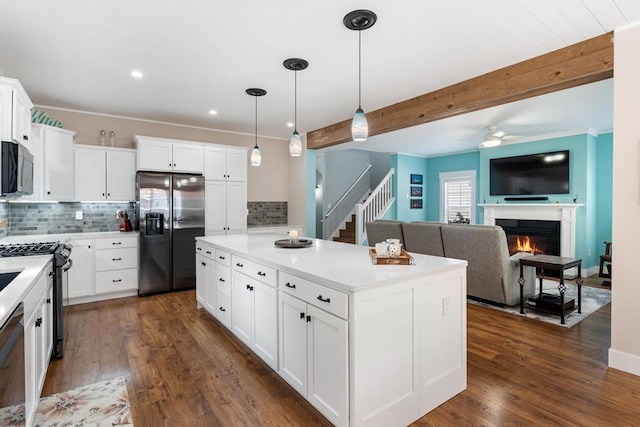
[489,150,570,196]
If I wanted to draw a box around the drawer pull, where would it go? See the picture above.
[218,255,225,260]
[46,298,51,304]
[35,317,43,327]
[113,279,122,283]
[299,312,305,319]
[285,282,296,289]
[219,278,225,282]
[197,247,202,251]
[317,295,331,303]
[112,257,122,261]
[206,250,212,255]
[219,306,226,312]
[257,271,266,277]
[201,262,206,266]
[236,262,244,267]
[246,284,254,291]
[112,242,122,245]
[49,271,54,277]
[306,315,311,322]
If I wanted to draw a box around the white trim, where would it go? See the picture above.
[439,170,476,224]
[609,348,640,377]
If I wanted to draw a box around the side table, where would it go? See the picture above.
[518,255,583,325]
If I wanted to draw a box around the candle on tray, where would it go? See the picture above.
[289,230,299,241]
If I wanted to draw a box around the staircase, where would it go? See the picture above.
[333,215,357,244]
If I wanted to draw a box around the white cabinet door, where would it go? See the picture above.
[107,150,136,201]
[74,147,106,200]
[226,148,247,182]
[68,240,94,299]
[196,253,208,307]
[205,260,217,314]
[24,307,38,426]
[172,142,203,173]
[252,280,277,369]
[205,181,226,235]
[231,271,253,347]
[42,126,75,201]
[307,305,349,427]
[278,292,308,396]
[137,138,172,172]
[204,146,227,180]
[226,181,247,233]
[13,90,32,144]
[0,85,11,141]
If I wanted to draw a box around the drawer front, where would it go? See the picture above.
[232,255,249,274]
[95,268,138,294]
[232,255,276,287]
[95,247,138,271]
[195,242,216,261]
[94,236,138,250]
[215,249,231,267]
[279,272,348,319]
[216,291,231,328]
[217,264,231,297]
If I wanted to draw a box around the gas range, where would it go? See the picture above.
[0,241,61,257]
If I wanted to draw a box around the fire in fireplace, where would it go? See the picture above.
[495,219,561,256]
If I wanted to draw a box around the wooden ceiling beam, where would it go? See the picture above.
[307,32,614,150]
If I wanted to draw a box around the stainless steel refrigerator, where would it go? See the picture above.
[137,172,204,295]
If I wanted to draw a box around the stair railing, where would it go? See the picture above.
[323,164,372,240]
[355,168,395,245]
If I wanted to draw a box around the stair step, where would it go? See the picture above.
[333,237,355,244]
[339,230,355,238]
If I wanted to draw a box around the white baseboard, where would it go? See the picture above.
[67,290,138,306]
[608,348,640,376]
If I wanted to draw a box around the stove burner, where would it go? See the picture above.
[0,241,61,257]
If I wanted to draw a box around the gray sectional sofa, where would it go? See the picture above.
[365,220,536,306]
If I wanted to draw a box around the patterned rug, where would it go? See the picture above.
[468,280,611,328]
[0,377,133,426]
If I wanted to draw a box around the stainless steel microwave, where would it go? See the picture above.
[1,140,33,196]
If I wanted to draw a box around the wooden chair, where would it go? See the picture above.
[598,241,612,286]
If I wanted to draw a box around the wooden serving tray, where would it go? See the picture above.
[369,248,415,265]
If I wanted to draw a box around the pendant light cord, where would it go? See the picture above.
[358,29,362,108]
[254,95,258,148]
[294,69,298,132]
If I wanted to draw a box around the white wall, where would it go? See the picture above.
[287,135,309,230]
[610,23,640,375]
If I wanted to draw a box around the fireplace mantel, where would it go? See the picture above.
[478,203,583,260]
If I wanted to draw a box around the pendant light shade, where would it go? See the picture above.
[284,58,309,157]
[246,88,266,167]
[344,9,377,142]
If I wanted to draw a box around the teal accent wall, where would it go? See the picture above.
[306,150,316,238]
[392,154,428,222]
[425,151,480,222]
[596,132,613,252]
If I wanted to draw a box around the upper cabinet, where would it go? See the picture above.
[204,146,247,181]
[0,77,34,144]
[135,135,203,173]
[30,124,76,201]
[74,145,136,201]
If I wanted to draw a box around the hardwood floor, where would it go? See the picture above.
[42,277,639,426]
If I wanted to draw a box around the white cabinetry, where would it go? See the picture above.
[195,241,216,313]
[68,239,93,299]
[278,273,348,426]
[74,145,136,201]
[0,76,33,144]
[205,181,247,235]
[30,124,76,201]
[204,146,247,181]
[135,135,203,173]
[231,256,278,370]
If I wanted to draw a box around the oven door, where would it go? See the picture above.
[0,302,26,426]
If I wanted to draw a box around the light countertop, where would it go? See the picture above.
[197,233,466,293]
[0,255,52,327]
[0,231,138,244]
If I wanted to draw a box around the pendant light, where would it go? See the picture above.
[283,58,309,157]
[246,88,266,166]
[344,9,377,142]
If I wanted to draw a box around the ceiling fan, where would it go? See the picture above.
[478,125,520,148]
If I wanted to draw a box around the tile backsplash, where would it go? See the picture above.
[247,201,287,226]
[6,202,136,236]
[0,202,9,239]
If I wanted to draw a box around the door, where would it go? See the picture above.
[74,148,106,200]
[107,150,136,201]
[231,271,253,347]
[205,261,217,314]
[172,143,203,173]
[205,180,226,235]
[226,148,247,181]
[252,281,277,369]
[137,172,172,295]
[278,292,308,396]
[137,139,172,172]
[68,239,93,299]
[195,253,208,306]
[42,127,75,201]
[226,181,247,233]
[172,174,204,290]
[204,146,227,180]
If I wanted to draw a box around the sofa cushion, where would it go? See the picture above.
[402,222,445,257]
[365,220,405,247]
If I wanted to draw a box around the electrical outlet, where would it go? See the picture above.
[75,211,83,220]
[442,295,451,316]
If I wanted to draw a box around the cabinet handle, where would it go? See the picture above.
[35,317,43,327]
[257,271,266,277]
[112,257,122,261]
[218,255,225,260]
[219,307,226,312]
[317,295,331,303]
[169,163,172,167]
[219,278,225,282]
[47,191,51,195]
[113,279,122,283]
[46,298,51,304]
[48,271,54,277]
[246,284,254,291]
[206,250,212,254]
[102,193,105,196]
[236,262,243,267]
[201,262,206,266]
[107,193,111,197]
[306,315,311,322]
[112,242,122,245]
[299,312,305,319]
[173,163,176,167]
[23,135,29,141]
[197,247,202,251]
[285,282,296,289]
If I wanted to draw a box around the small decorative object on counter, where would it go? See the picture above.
[109,130,116,147]
[369,247,414,265]
[99,129,107,146]
[288,229,299,243]
[118,210,132,232]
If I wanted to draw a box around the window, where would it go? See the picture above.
[440,170,476,224]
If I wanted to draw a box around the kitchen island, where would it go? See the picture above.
[195,233,467,427]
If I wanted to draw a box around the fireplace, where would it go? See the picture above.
[495,219,561,256]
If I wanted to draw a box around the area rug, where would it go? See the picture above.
[468,280,611,328]
[0,377,133,426]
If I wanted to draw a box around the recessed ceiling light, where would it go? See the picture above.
[286,122,294,128]
[131,70,144,79]
[209,110,217,116]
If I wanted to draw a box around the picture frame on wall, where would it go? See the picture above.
[410,199,423,209]
[410,174,423,185]
[410,186,423,198]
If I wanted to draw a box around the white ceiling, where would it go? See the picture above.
[1,1,637,156]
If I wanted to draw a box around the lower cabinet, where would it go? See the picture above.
[68,239,93,299]
[195,252,216,312]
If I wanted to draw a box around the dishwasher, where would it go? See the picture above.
[0,302,26,426]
